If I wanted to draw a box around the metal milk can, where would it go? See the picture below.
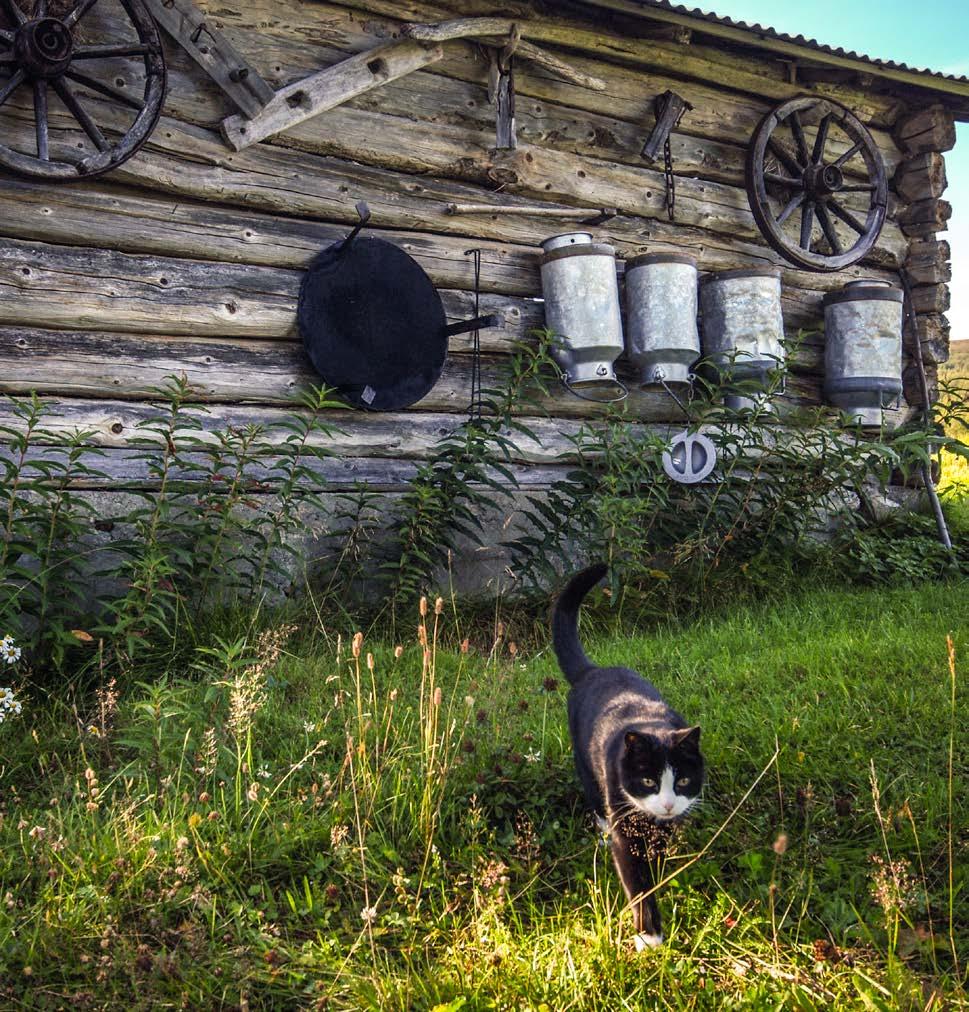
[823,279,903,427]
[699,267,786,410]
[539,232,626,401]
[624,252,699,389]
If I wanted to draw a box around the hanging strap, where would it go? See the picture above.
[561,375,628,404]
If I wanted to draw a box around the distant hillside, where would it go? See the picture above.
[945,340,969,379]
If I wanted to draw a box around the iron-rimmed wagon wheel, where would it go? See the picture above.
[745,96,888,273]
[0,0,165,179]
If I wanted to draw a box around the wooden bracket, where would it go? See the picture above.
[220,39,445,152]
[142,0,275,118]
[640,90,692,163]
[490,25,520,150]
[402,18,606,91]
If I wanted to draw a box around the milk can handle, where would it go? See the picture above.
[561,376,628,404]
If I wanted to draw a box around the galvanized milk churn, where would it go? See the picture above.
[539,232,626,401]
[699,267,786,410]
[624,252,700,389]
[823,279,902,427]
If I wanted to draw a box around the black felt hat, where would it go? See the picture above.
[298,204,498,412]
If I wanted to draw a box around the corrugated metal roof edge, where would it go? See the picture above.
[588,0,969,113]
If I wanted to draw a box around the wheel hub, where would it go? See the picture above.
[803,161,844,197]
[14,18,74,79]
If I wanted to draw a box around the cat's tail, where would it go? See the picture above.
[551,563,607,684]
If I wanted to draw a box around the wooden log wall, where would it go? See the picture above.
[0,0,958,569]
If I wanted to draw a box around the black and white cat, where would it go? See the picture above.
[552,563,705,950]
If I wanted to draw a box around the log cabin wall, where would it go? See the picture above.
[0,0,962,589]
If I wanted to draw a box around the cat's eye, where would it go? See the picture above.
[642,778,656,788]
[676,777,690,787]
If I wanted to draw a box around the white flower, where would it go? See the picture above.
[303,721,316,733]
[258,766,271,780]
[360,904,378,924]
[524,749,542,763]
[0,687,12,705]
[2,642,21,664]
[0,636,11,651]
[12,701,21,715]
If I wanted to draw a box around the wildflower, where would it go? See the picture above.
[772,832,789,856]
[303,720,316,733]
[461,638,470,654]
[366,652,374,671]
[257,765,271,780]
[434,596,444,615]
[542,677,559,692]
[352,632,363,658]
[360,904,378,924]
[246,783,259,802]
[464,695,475,707]
[330,824,350,848]
[393,645,404,659]
[2,639,21,664]
[419,597,428,618]
[433,686,442,707]
[524,749,541,763]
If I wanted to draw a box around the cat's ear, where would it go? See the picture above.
[672,726,701,751]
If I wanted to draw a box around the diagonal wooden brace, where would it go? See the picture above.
[220,39,445,151]
[143,0,275,118]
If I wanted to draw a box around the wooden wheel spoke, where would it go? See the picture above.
[764,171,801,188]
[815,202,842,254]
[35,0,47,16]
[0,0,27,26]
[788,110,809,165]
[839,182,876,193]
[799,200,815,251]
[832,140,863,169]
[64,0,100,29]
[827,198,867,235]
[775,191,805,226]
[66,69,145,111]
[767,136,802,177]
[52,76,109,151]
[811,113,832,165]
[74,43,155,60]
[0,67,24,108]
[0,29,14,43]
[33,78,49,160]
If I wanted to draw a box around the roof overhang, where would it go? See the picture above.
[583,0,969,118]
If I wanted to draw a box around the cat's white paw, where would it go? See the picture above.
[633,932,663,951]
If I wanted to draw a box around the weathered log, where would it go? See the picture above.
[893,152,947,203]
[221,39,446,151]
[893,104,957,156]
[903,238,951,286]
[0,239,539,344]
[7,444,573,492]
[0,394,631,463]
[907,284,950,316]
[902,362,939,407]
[906,313,950,366]
[0,325,823,418]
[0,180,899,307]
[897,198,952,238]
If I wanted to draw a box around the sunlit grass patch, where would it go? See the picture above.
[0,583,965,1009]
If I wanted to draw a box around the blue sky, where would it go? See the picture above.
[700,0,968,342]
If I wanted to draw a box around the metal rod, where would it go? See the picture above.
[446,202,617,217]
[902,271,953,552]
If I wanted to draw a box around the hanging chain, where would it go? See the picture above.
[465,248,484,423]
[657,93,688,222]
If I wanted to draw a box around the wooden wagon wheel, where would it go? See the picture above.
[0,0,165,180]
[745,96,888,273]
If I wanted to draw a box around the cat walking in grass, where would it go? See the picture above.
[552,563,705,950]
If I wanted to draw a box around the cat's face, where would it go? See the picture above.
[620,728,704,822]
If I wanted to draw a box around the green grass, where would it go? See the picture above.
[0,581,966,1010]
